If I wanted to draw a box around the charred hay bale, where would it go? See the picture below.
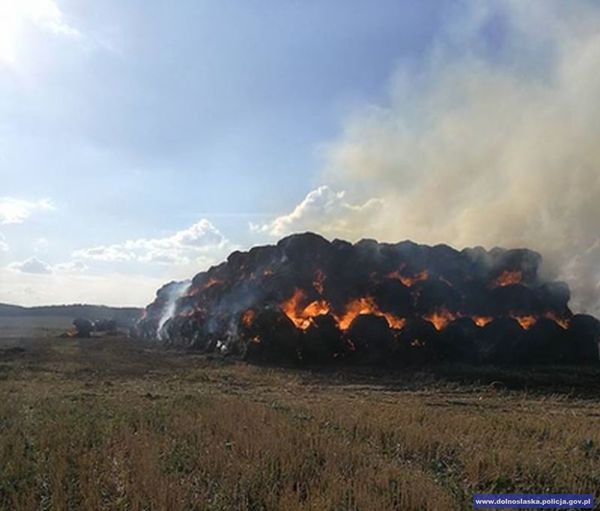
[461,246,541,286]
[73,318,93,338]
[372,280,413,317]
[479,318,524,364]
[521,318,571,365]
[277,232,332,278]
[413,280,462,314]
[392,240,429,267]
[300,314,345,364]
[488,248,542,284]
[179,317,207,349]
[536,281,571,314]
[489,284,542,316]
[438,317,479,363]
[395,318,439,365]
[460,283,496,316]
[344,314,396,365]
[160,315,211,350]
[242,308,300,364]
[427,244,467,282]
[567,314,600,364]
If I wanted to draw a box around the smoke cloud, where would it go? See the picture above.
[299,1,600,314]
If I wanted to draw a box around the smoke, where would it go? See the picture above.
[315,1,600,314]
[157,280,190,340]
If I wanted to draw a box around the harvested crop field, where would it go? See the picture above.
[0,320,599,510]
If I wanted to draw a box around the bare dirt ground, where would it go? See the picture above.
[0,317,599,510]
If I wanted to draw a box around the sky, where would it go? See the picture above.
[1,1,599,313]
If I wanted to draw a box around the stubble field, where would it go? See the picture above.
[0,317,599,510]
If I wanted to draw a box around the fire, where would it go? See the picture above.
[281,290,405,331]
[472,315,493,327]
[337,297,376,330]
[512,315,537,329]
[186,277,223,296]
[382,314,406,330]
[423,308,457,330]
[544,311,570,329]
[492,270,522,287]
[281,289,309,329]
[281,289,330,329]
[241,309,255,327]
[303,300,330,317]
[336,297,405,330]
[280,290,566,335]
[386,269,428,287]
[313,269,325,294]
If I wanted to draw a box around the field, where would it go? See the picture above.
[1,317,599,510]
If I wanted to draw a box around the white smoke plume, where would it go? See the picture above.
[157,280,191,340]
[305,1,600,315]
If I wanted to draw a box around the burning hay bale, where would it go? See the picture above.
[345,314,397,365]
[239,308,300,364]
[136,233,600,367]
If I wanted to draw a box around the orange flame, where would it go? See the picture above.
[336,297,406,330]
[280,290,561,334]
[303,300,330,317]
[492,270,522,288]
[544,311,570,329]
[187,277,223,296]
[512,315,537,329]
[241,309,255,327]
[472,315,493,327]
[423,308,457,330]
[387,270,428,287]
[281,290,405,331]
[281,289,330,329]
[281,289,309,329]
[337,297,378,330]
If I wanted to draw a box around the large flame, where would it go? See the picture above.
[275,287,567,335]
[280,289,405,331]
[336,297,405,330]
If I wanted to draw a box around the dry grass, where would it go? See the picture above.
[0,322,599,510]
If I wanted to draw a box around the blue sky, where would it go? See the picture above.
[2,1,599,311]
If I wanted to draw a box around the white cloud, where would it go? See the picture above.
[8,256,53,274]
[0,197,54,224]
[54,260,88,273]
[7,256,89,275]
[73,219,232,266]
[251,186,383,238]
[0,233,8,252]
